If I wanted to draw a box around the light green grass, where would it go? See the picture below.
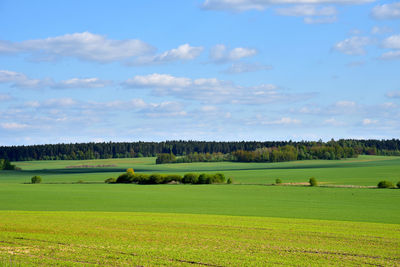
[3,155,400,186]
[0,184,399,224]
[0,211,399,266]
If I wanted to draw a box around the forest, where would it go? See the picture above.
[0,139,399,161]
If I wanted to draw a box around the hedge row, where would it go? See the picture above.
[107,172,227,185]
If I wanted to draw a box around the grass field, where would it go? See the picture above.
[1,211,399,266]
[0,156,399,265]
[2,155,400,186]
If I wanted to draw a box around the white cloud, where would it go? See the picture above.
[371,2,400,20]
[0,70,50,88]
[382,34,400,49]
[386,90,400,98]
[123,73,192,88]
[123,73,312,104]
[1,122,29,130]
[210,44,257,63]
[222,62,272,73]
[0,70,112,89]
[335,100,356,108]
[324,118,345,126]
[303,16,337,24]
[380,50,400,60]
[275,5,336,16]
[53,78,112,89]
[0,32,154,63]
[362,118,378,125]
[262,117,301,125]
[0,94,11,101]
[201,0,374,12]
[134,44,204,64]
[333,36,370,55]
[371,26,392,35]
[380,35,400,59]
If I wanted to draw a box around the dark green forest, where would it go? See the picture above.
[0,139,399,161]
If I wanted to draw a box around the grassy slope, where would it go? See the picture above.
[0,184,399,224]
[3,155,400,186]
[1,211,399,266]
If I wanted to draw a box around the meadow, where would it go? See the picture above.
[0,155,399,265]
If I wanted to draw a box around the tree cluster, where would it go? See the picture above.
[1,139,399,161]
[113,170,226,185]
[0,159,16,170]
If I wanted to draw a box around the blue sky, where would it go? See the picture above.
[0,0,399,145]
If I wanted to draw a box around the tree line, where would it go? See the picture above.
[156,143,357,164]
[1,139,399,161]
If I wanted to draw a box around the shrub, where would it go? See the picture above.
[397,181,400,189]
[275,178,282,184]
[31,176,42,184]
[309,177,318,187]
[149,174,164,184]
[377,180,394,189]
[164,174,182,183]
[227,178,233,184]
[182,173,199,184]
[116,173,130,183]
[105,177,116,184]
[198,173,210,184]
[77,180,84,184]
[126,168,135,176]
[213,173,226,183]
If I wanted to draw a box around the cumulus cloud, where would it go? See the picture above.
[133,44,204,65]
[0,94,11,101]
[304,16,337,24]
[0,70,50,88]
[210,44,257,63]
[275,5,336,16]
[123,73,313,104]
[0,32,154,63]
[382,34,400,49]
[201,0,374,11]
[380,35,400,60]
[362,118,378,125]
[371,2,400,20]
[0,70,111,89]
[1,122,29,130]
[371,26,392,35]
[222,62,272,74]
[386,90,400,98]
[52,78,112,89]
[332,36,370,55]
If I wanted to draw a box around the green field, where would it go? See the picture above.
[0,156,399,265]
[2,155,400,186]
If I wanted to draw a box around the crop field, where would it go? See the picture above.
[0,156,399,265]
[2,155,400,185]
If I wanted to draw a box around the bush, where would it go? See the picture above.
[397,181,400,189]
[377,180,394,189]
[105,177,116,184]
[126,168,135,175]
[275,178,282,184]
[164,174,182,183]
[116,173,130,183]
[149,174,164,184]
[309,177,318,187]
[31,176,42,184]
[182,173,199,184]
[77,180,84,184]
[227,178,233,184]
[213,173,226,183]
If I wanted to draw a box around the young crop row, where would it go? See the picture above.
[0,211,399,266]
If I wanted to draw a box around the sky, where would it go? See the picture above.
[0,0,399,145]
